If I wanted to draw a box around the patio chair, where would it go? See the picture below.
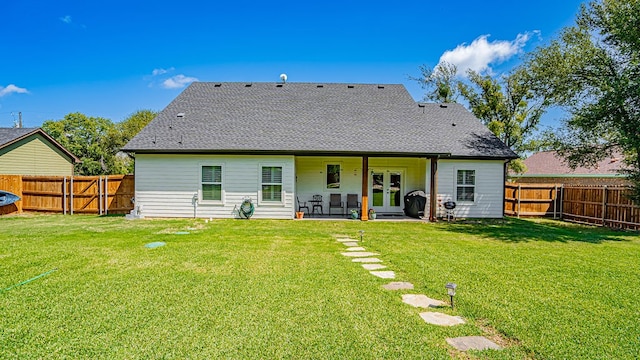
[346,194,360,215]
[311,194,323,215]
[297,196,309,214]
[329,193,344,215]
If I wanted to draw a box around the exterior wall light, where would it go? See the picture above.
[445,282,457,309]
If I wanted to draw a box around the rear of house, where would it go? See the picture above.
[123,82,517,220]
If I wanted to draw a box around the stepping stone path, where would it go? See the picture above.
[369,271,395,279]
[352,257,382,263]
[383,282,414,290]
[446,336,501,351]
[346,247,366,251]
[402,294,445,308]
[341,251,378,257]
[334,235,502,353]
[419,312,466,326]
[361,264,387,270]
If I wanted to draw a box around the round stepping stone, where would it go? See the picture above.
[352,258,383,263]
[346,247,366,251]
[370,271,395,279]
[446,336,501,351]
[342,242,359,247]
[419,312,465,326]
[382,282,414,290]
[361,264,387,270]
[341,252,378,257]
[402,294,446,308]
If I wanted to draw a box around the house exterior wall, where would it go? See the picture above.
[0,134,74,176]
[435,159,505,218]
[134,154,295,219]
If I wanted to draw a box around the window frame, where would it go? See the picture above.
[199,164,225,205]
[455,169,476,204]
[259,164,284,205]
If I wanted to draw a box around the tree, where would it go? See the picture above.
[43,113,116,175]
[108,110,157,174]
[525,0,640,201]
[458,67,548,173]
[411,62,459,103]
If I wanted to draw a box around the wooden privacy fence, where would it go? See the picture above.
[505,182,640,231]
[0,175,134,215]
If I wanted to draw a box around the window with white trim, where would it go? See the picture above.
[456,170,475,202]
[201,165,223,201]
[261,166,283,202]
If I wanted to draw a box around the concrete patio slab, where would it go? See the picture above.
[402,294,446,308]
[361,264,387,270]
[419,312,465,326]
[346,247,366,251]
[446,336,501,351]
[382,282,414,290]
[341,252,379,257]
[342,242,359,247]
[370,271,395,279]
[352,257,383,263]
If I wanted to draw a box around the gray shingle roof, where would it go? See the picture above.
[123,82,517,159]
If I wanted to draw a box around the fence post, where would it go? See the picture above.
[517,184,521,218]
[601,185,608,227]
[553,184,558,219]
[104,176,108,216]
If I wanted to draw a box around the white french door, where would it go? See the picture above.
[370,169,404,213]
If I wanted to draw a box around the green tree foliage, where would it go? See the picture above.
[411,62,459,103]
[525,0,640,201]
[458,68,548,173]
[43,113,115,175]
[42,110,156,175]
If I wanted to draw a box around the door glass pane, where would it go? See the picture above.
[372,173,383,206]
[389,172,401,207]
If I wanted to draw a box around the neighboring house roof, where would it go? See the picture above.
[123,82,517,159]
[519,151,624,177]
[0,127,81,163]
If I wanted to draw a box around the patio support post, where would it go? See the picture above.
[361,156,369,221]
[429,156,438,221]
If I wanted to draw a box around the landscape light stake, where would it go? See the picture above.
[359,230,364,243]
[445,282,457,309]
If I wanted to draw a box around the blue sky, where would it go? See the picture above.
[1,0,584,128]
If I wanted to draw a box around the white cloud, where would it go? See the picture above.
[162,75,198,89]
[60,15,72,24]
[0,84,29,97]
[438,32,539,77]
[152,67,174,76]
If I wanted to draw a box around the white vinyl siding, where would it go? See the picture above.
[134,154,294,219]
[436,160,505,218]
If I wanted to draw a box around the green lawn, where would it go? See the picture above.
[1,215,638,359]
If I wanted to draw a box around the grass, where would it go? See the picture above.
[0,215,638,359]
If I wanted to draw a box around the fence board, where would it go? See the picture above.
[0,175,134,215]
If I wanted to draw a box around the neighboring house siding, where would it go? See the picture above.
[134,154,295,219]
[0,134,74,176]
[436,160,505,218]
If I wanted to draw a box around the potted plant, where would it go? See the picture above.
[350,209,359,219]
[368,208,376,220]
